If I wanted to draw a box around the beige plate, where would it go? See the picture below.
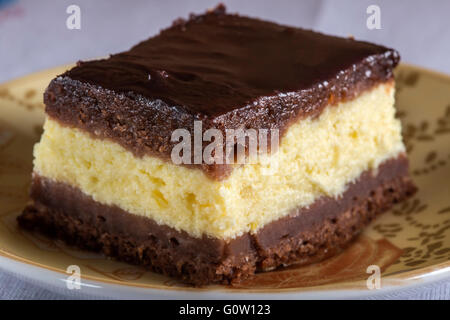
[0,64,449,299]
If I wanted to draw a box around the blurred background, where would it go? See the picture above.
[0,0,449,83]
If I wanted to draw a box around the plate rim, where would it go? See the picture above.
[1,252,449,299]
[0,63,449,298]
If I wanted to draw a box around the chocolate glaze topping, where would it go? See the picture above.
[44,4,400,179]
[62,5,398,116]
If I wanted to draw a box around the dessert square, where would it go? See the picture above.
[18,5,416,285]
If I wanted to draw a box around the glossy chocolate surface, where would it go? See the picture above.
[62,5,399,117]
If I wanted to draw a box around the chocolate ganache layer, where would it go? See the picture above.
[43,5,399,179]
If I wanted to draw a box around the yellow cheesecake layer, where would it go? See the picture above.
[34,82,404,239]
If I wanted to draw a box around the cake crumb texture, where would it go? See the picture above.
[34,82,404,238]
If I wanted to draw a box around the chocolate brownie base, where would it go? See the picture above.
[18,156,416,285]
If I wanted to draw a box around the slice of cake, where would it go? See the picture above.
[18,5,416,285]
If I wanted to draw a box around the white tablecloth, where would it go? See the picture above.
[0,0,449,299]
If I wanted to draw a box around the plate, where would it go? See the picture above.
[0,64,449,299]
